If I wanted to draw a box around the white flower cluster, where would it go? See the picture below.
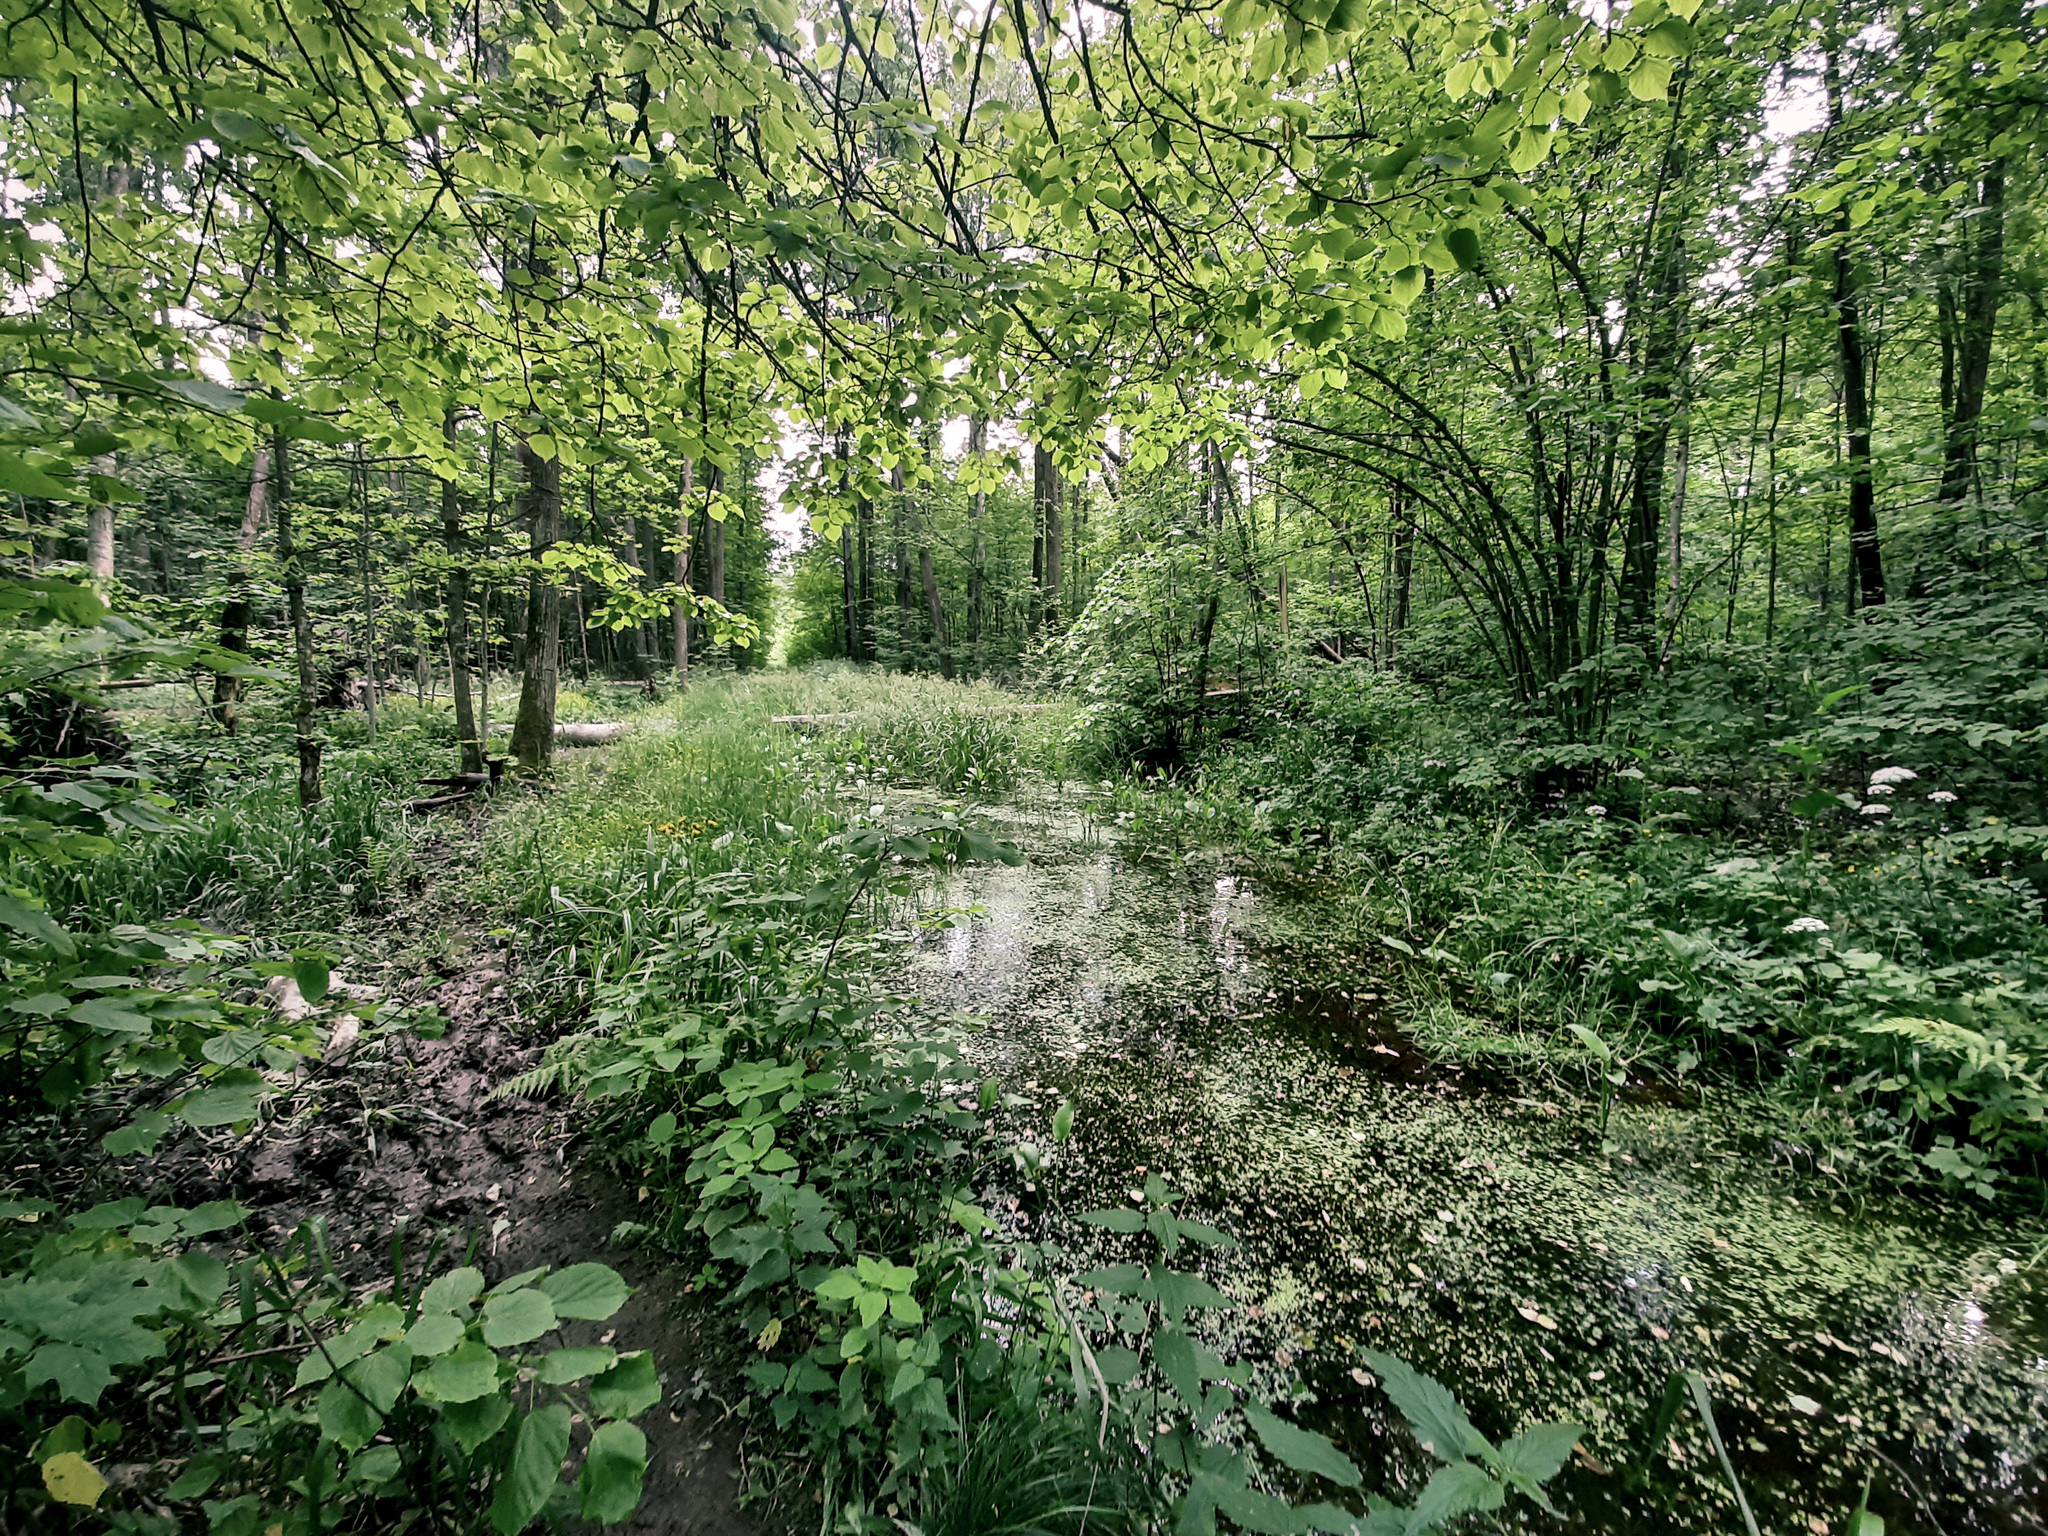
[1869,766,1919,785]
[1928,790,1958,804]
[1784,917,1830,935]
[1586,804,1607,818]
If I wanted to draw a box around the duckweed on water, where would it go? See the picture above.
[893,783,2048,1536]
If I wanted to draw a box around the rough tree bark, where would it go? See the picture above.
[673,456,693,687]
[442,409,482,775]
[1827,46,1885,610]
[1034,443,1062,630]
[507,441,563,773]
[966,416,987,652]
[277,436,322,804]
[1937,161,2005,504]
[212,445,270,731]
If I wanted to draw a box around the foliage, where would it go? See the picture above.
[486,689,1585,1532]
[800,706,1029,796]
[1090,606,2048,1190]
[0,1202,652,1533]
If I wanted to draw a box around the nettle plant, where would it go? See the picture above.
[1068,1177,1581,1535]
[0,1203,654,1533]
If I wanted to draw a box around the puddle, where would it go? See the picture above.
[891,789,2048,1535]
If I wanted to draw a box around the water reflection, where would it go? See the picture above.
[893,795,2048,1535]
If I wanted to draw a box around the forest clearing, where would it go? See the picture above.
[0,0,2044,1532]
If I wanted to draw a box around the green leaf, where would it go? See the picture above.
[418,1267,485,1315]
[175,1070,267,1128]
[489,1403,571,1535]
[1153,1327,1202,1411]
[1404,1461,1503,1532]
[437,1391,513,1454]
[1639,16,1695,56]
[1496,1421,1581,1484]
[1078,1207,1145,1233]
[1153,1269,1232,1323]
[578,1419,648,1522]
[1196,1473,1323,1534]
[24,1344,114,1406]
[1444,227,1481,270]
[0,454,77,500]
[539,1262,631,1320]
[208,110,267,143]
[1243,1401,1361,1488]
[539,1345,616,1384]
[158,377,247,413]
[0,892,74,954]
[1628,56,1674,100]
[1359,1350,1490,1463]
[292,955,330,1006]
[102,1112,172,1157]
[318,1346,411,1450]
[404,1313,468,1357]
[590,1350,660,1419]
[1076,1263,1145,1296]
[419,1340,500,1403]
[482,1288,557,1348]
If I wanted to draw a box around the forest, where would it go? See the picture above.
[0,0,2042,1532]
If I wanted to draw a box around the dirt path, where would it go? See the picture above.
[222,874,760,1533]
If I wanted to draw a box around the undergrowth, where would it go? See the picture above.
[1055,601,2048,1203]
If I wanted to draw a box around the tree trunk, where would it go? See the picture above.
[356,454,381,744]
[892,469,913,667]
[278,437,322,804]
[920,527,950,681]
[966,416,987,653]
[1660,408,1690,667]
[508,442,563,773]
[840,522,858,662]
[673,456,693,687]
[1035,443,1062,631]
[1388,494,1414,658]
[1620,192,1690,650]
[86,497,115,581]
[1833,229,1885,609]
[856,494,874,662]
[212,445,271,731]
[1827,47,1885,610]
[442,413,481,773]
[706,464,726,604]
[1937,161,2005,504]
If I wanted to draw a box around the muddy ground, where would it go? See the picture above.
[228,929,765,1536]
[17,825,770,1535]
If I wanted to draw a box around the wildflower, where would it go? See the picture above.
[1869,766,1918,786]
[1867,783,1895,796]
[1586,805,1608,818]
[1928,790,1957,803]
[1784,917,1829,934]
[1860,803,1891,816]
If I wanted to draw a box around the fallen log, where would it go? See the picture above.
[489,721,630,745]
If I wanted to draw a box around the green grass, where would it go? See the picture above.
[38,732,441,934]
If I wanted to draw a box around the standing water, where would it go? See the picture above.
[895,791,2048,1535]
